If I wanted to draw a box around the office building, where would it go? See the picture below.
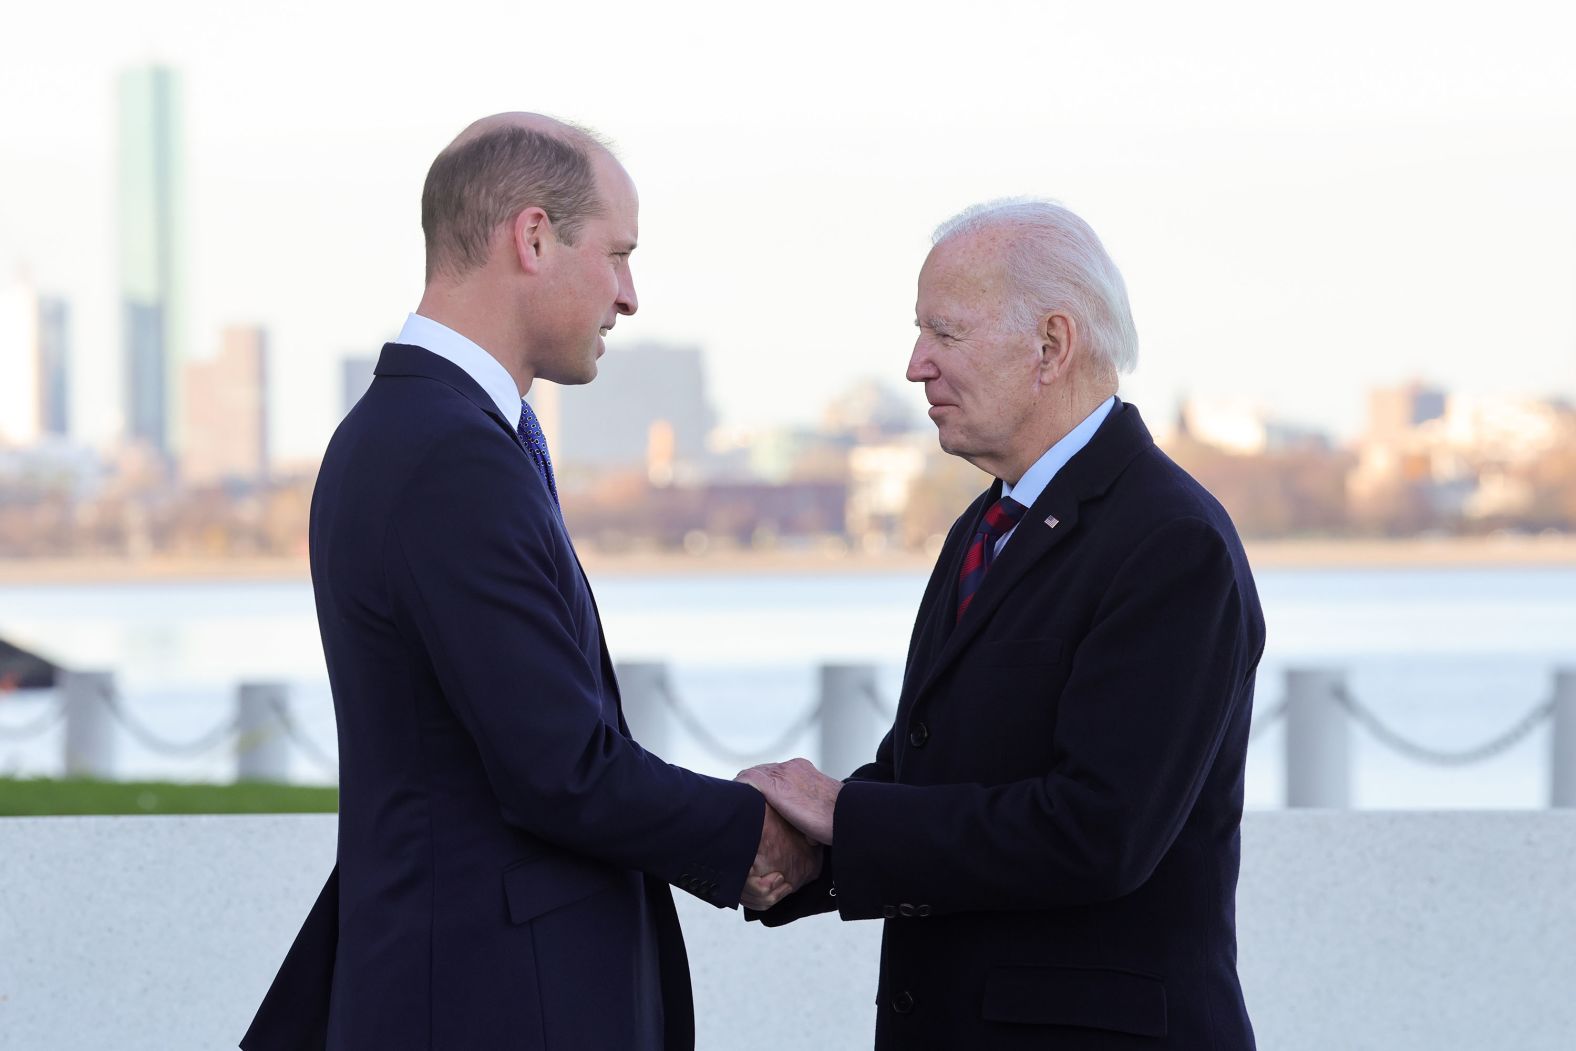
[553,342,712,471]
[183,325,268,485]
[118,64,188,457]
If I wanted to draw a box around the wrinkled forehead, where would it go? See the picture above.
[920,230,1012,306]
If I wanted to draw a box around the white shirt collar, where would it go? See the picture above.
[396,313,522,424]
[1002,396,1118,508]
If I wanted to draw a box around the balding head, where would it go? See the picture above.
[932,199,1138,377]
[421,112,613,282]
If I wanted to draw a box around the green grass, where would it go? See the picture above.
[0,776,338,816]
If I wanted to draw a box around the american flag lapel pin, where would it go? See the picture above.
[1044,514,1060,529]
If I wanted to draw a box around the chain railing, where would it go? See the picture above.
[0,694,66,740]
[652,677,824,765]
[103,692,242,759]
[1333,684,1554,767]
[267,695,340,777]
[0,677,341,782]
[5,666,1572,808]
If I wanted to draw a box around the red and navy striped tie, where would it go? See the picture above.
[956,495,1027,623]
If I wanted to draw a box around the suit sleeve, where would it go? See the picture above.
[385,431,764,908]
[828,516,1254,918]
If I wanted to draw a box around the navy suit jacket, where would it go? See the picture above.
[757,402,1265,1049]
[241,343,764,1051]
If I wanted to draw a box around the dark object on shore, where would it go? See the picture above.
[0,636,60,691]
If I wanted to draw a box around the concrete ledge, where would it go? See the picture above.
[1,813,1572,1050]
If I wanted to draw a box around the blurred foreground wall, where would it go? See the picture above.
[0,813,1572,1050]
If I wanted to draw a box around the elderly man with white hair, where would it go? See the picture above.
[741,200,1266,1050]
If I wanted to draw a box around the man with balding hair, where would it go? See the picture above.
[241,114,818,1051]
[741,200,1265,1049]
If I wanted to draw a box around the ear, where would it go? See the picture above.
[510,206,552,275]
[1037,311,1076,384]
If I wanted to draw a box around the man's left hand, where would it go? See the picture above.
[736,758,842,846]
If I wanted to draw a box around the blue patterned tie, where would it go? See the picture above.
[516,399,559,508]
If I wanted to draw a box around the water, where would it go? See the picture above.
[1,567,1572,808]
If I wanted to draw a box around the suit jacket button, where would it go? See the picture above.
[892,991,914,1015]
[907,722,929,748]
[898,903,915,917]
[883,905,898,919]
[917,905,932,917]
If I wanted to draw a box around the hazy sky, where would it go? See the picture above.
[3,0,1574,460]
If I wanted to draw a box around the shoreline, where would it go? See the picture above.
[2,535,1575,585]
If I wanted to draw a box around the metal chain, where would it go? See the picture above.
[655,679,823,766]
[1249,698,1289,741]
[103,688,242,758]
[268,696,340,778]
[862,682,898,720]
[0,695,66,740]
[1333,685,1554,767]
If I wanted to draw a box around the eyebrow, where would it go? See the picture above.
[918,314,961,332]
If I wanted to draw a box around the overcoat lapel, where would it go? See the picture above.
[898,486,993,710]
[910,402,1154,702]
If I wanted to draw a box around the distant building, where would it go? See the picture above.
[0,279,41,446]
[551,342,713,473]
[821,378,920,440]
[1366,381,1445,444]
[1178,397,1329,455]
[183,325,268,485]
[37,296,69,437]
[118,64,189,458]
[846,437,930,544]
[340,355,376,417]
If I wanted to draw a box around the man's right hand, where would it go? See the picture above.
[739,798,822,911]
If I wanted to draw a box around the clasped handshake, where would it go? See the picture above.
[733,757,842,911]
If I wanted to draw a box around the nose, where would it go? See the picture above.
[617,268,638,317]
[906,338,938,384]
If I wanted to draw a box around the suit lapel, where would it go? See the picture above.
[899,486,993,711]
[911,402,1154,701]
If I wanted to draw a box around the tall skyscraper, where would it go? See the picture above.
[38,296,70,437]
[118,65,188,458]
[183,325,268,485]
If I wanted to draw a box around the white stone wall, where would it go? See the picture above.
[1,812,1573,1050]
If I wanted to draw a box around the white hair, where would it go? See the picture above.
[933,198,1139,375]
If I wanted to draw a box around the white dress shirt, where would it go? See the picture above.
[396,313,522,423]
[996,396,1117,553]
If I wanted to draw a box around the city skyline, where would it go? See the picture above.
[2,1,1574,463]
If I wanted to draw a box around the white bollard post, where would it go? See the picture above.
[617,662,673,759]
[236,682,292,783]
[61,670,115,779]
[1284,668,1350,808]
[1552,668,1576,809]
[818,664,879,780]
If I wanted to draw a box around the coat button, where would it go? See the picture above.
[907,722,929,748]
[883,905,898,918]
[917,904,933,917]
[892,990,914,1014]
[898,903,915,917]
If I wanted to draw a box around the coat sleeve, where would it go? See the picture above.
[385,431,764,908]
[828,515,1255,918]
